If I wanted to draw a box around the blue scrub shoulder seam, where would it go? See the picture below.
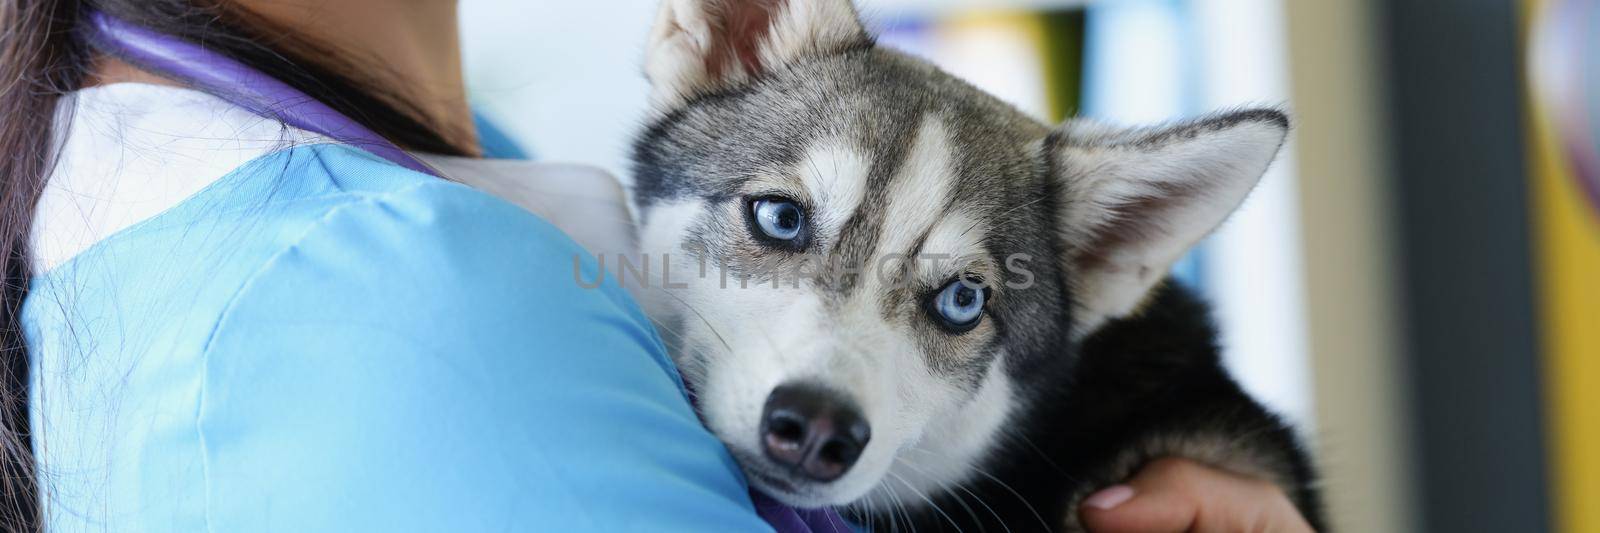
[188,156,445,533]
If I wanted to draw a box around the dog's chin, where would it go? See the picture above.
[730,449,870,509]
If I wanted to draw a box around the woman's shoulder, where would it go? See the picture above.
[220,142,639,316]
[30,140,649,367]
[255,142,628,290]
[161,146,765,532]
[209,142,647,335]
[30,143,767,531]
[203,144,666,395]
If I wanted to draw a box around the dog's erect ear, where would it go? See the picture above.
[644,0,868,110]
[1051,109,1288,335]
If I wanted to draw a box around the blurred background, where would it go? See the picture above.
[457,0,1600,531]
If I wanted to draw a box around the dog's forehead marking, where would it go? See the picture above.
[916,210,991,281]
[796,138,871,239]
[822,117,967,307]
[874,118,957,262]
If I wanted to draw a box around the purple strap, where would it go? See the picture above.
[85,11,436,176]
[88,11,853,532]
[752,490,855,532]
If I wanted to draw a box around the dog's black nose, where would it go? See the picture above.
[760,383,871,482]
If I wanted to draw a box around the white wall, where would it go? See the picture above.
[459,1,658,179]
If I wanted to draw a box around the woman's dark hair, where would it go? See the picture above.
[0,1,472,529]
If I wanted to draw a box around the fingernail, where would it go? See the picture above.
[1084,485,1136,510]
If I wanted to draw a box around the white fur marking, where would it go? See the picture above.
[915,210,992,282]
[875,356,1015,503]
[795,140,871,244]
[875,118,956,275]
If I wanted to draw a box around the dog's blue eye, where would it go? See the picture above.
[751,198,805,242]
[932,279,987,333]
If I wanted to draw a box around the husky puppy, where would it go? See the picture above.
[629,0,1323,530]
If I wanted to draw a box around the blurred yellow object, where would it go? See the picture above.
[1525,1,1600,532]
[925,12,1051,120]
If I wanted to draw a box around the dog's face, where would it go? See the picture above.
[632,0,1287,510]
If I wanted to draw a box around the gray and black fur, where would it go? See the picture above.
[891,282,1326,531]
[630,0,1322,530]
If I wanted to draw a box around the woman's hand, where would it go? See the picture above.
[1078,457,1314,533]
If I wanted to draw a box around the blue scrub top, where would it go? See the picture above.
[24,143,771,531]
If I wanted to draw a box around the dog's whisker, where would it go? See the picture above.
[893,455,1000,533]
[641,284,732,354]
[886,468,964,533]
[878,469,911,533]
[960,196,1046,240]
[1012,433,1072,480]
[641,313,722,397]
[904,446,1053,532]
